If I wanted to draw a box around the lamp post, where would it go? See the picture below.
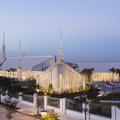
[36,89,39,115]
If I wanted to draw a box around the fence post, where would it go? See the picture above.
[112,105,117,120]
[44,95,48,110]
[82,103,89,120]
[82,103,85,116]
[60,99,63,113]
[62,98,67,115]
[34,93,37,107]
[18,92,22,104]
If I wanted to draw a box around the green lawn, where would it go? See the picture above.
[97,102,120,107]
[12,81,35,86]
[67,102,120,118]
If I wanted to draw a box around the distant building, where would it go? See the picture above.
[76,61,120,82]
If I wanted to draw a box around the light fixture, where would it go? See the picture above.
[37,89,39,93]
[40,110,47,118]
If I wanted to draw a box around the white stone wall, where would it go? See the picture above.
[92,72,119,82]
[37,62,83,92]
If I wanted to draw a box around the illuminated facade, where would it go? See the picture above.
[0,31,84,92]
[76,61,120,82]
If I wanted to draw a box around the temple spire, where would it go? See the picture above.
[59,29,63,60]
[30,48,32,57]
[1,31,6,63]
[19,40,21,58]
[60,29,62,48]
[17,40,22,81]
[3,31,5,45]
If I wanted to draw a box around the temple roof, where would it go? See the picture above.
[0,56,54,71]
[76,61,120,72]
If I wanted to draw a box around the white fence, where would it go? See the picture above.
[1,94,120,120]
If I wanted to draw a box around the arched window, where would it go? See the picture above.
[105,75,107,81]
[76,79,77,88]
[43,79,46,88]
[102,75,104,81]
[70,77,72,89]
[99,75,101,81]
[97,75,98,80]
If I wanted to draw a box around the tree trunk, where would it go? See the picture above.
[112,73,114,82]
[88,75,91,87]
[111,87,115,99]
[85,111,86,120]
[0,91,1,103]
[13,72,14,78]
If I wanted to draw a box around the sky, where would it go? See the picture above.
[0,0,120,63]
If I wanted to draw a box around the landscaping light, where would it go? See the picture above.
[102,91,104,96]
[18,92,22,96]
[40,110,47,118]
[37,89,39,93]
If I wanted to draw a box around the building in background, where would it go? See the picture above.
[76,61,120,82]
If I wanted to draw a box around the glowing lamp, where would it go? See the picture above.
[37,89,39,93]
[40,110,47,118]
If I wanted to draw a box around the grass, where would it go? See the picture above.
[91,103,111,118]
[12,81,35,86]
[98,92,120,100]
[67,102,120,118]
[67,104,82,112]
[98,102,120,107]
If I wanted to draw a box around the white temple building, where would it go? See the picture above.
[1,30,119,92]
[0,31,84,92]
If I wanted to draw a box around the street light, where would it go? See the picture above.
[36,89,39,115]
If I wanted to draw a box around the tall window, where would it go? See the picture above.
[73,79,75,89]
[99,75,101,81]
[76,79,77,89]
[46,79,49,88]
[97,75,98,80]
[70,77,72,89]
[105,75,107,81]
[43,79,45,88]
[59,74,62,91]
[102,75,104,81]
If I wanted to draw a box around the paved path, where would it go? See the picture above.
[0,105,40,120]
[17,104,85,120]
[0,103,85,120]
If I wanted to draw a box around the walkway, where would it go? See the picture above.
[17,104,85,120]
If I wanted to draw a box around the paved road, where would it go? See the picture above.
[0,105,40,120]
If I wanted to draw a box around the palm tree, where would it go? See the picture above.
[10,68,17,78]
[6,69,11,77]
[81,68,94,86]
[115,68,120,82]
[109,67,116,82]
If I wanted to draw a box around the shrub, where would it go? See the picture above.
[45,114,58,120]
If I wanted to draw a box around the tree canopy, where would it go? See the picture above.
[81,68,94,86]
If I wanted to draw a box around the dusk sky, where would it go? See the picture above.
[0,0,120,63]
